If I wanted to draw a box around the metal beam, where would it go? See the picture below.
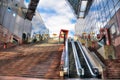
[25,0,40,20]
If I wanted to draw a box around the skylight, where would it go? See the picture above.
[80,0,88,11]
[79,0,88,18]
[79,12,84,17]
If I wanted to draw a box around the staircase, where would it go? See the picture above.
[0,43,63,79]
[104,59,120,79]
[88,47,120,79]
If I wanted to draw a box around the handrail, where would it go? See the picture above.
[71,40,83,76]
[77,41,96,77]
[82,46,97,68]
[97,42,104,47]
[92,52,105,68]
[85,47,105,68]
[63,39,69,76]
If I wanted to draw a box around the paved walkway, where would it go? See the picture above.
[0,43,64,79]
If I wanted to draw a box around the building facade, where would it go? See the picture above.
[32,12,49,37]
[75,0,120,58]
[0,0,32,44]
[79,0,120,35]
[75,0,120,35]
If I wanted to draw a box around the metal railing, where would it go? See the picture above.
[63,39,69,76]
[77,41,96,77]
[85,47,105,68]
[71,40,83,76]
[97,42,104,47]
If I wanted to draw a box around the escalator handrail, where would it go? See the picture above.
[73,41,83,69]
[97,42,104,47]
[77,41,96,77]
[82,46,97,69]
[64,39,69,75]
[85,46,105,68]
[71,41,83,76]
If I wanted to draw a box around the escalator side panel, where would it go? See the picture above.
[68,42,78,78]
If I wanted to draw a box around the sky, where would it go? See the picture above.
[24,0,76,37]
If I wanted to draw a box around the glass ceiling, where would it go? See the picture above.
[79,0,88,18]
[67,0,92,18]
[80,1,88,11]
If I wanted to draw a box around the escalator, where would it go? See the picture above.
[64,39,99,78]
[74,42,92,78]
[68,42,78,78]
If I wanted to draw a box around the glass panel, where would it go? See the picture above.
[80,0,88,11]
[115,2,120,12]
[7,7,12,12]
[102,8,106,18]
[108,0,114,12]
[105,5,109,17]
[113,0,119,5]
[106,16,110,23]
[111,9,115,17]
[102,0,107,7]
[79,12,84,17]
[103,21,107,27]
[110,24,116,34]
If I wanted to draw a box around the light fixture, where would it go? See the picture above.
[13,13,16,17]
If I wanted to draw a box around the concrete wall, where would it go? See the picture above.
[107,9,120,59]
[2,9,16,33]
[0,1,32,41]
[14,15,32,39]
[24,19,32,34]
[14,15,23,38]
[0,6,6,24]
[114,9,120,58]
[116,8,120,34]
